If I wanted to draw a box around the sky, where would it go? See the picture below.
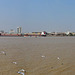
[0,0,75,33]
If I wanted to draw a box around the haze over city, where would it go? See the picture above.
[0,0,75,32]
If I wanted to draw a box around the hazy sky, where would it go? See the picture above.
[0,0,75,32]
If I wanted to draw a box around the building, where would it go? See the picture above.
[17,27,22,34]
[32,32,41,35]
[10,29,15,34]
[65,31,70,35]
[0,30,4,33]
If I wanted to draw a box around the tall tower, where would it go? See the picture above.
[17,27,22,34]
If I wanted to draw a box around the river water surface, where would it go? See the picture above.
[0,37,75,75]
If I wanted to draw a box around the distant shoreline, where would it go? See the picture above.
[0,35,74,37]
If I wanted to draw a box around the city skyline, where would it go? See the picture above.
[0,0,75,32]
[0,26,75,34]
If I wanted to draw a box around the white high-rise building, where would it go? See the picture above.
[17,27,22,33]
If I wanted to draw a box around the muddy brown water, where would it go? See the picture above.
[0,37,75,75]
